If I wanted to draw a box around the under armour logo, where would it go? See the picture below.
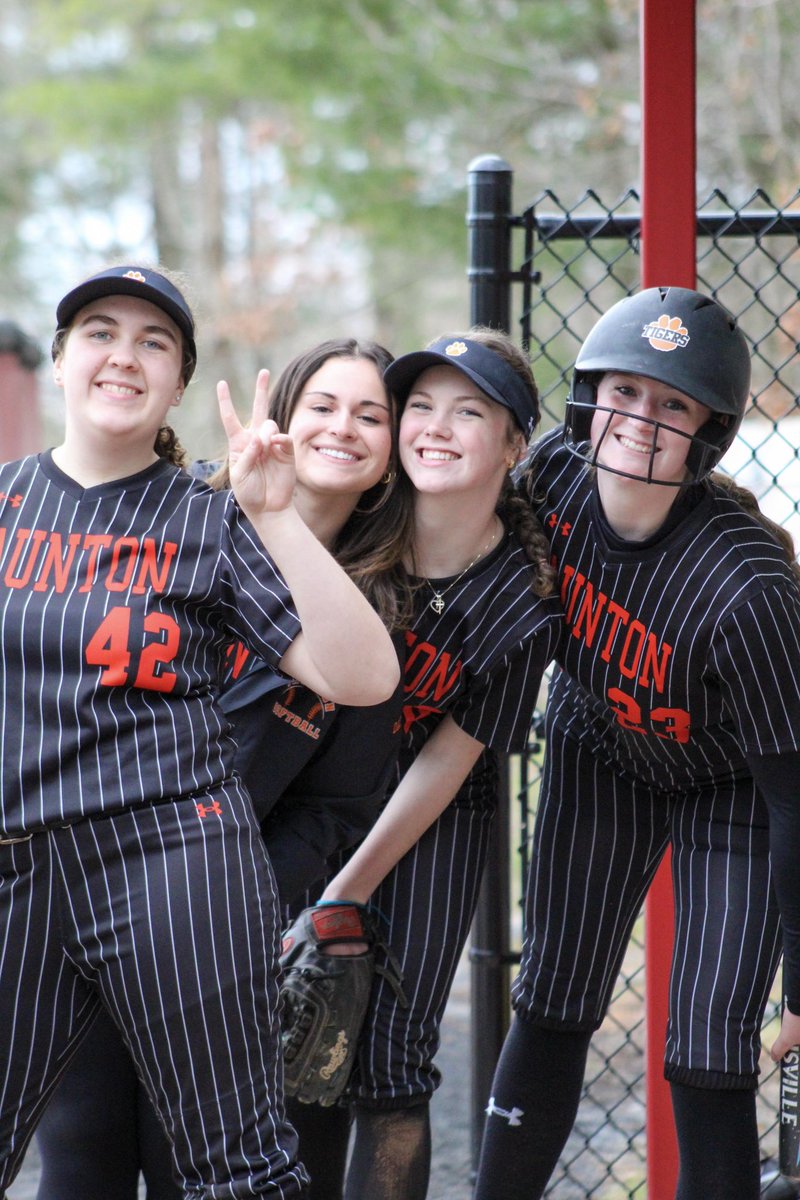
[547,512,571,537]
[486,1096,524,1126]
[196,801,223,818]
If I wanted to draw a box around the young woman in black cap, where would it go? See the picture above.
[34,332,410,1200]
[475,288,800,1200]
[0,265,400,1199]
[290,328,562,1200]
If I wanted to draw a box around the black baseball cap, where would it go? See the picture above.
[56,266,196,369]
[383,336,539,439]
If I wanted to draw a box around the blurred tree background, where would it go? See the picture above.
[0,0,798,454]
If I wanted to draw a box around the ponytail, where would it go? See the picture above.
[155,424,188,469]
[710,471,800,583]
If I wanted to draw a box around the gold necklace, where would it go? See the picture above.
[425,524,500,614]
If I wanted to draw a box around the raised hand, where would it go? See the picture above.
[216,369,297,519]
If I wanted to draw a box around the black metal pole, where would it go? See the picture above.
[466,154,515,1176]
[469,760,512,1174]
[466,154,513,332]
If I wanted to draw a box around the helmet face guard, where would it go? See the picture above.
[563,288,750,485]
[565,395,732,487]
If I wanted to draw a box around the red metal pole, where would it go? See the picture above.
[641,1,697,287]
[640,1,696,1195]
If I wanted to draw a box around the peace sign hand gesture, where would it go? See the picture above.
[216,375,400,709]
[216,369,296,521]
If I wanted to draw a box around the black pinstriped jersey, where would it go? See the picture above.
[0,452,301,836]
[397,530,562,807]
[522,429,800,789]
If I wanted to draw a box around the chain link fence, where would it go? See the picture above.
[467,159,800,1197]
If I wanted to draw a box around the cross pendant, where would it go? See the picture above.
[430,595,445,614]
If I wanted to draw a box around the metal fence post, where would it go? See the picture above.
[469,764,513,1172]
[466,153,514,1171]
[466,155,513,331]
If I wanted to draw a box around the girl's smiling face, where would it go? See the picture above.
[399,365,523,498]
[55,294,185,450]
[287,356,393,501]
[591,371,711,484]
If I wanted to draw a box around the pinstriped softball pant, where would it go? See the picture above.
[512,728,783,1087]
[349,796,496,1108]
[0,790,308,1198]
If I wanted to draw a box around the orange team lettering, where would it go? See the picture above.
[0,527,178,595]
[404,630,462,703]
[560,564,673,693]
[271,700,321,740]
[402,703,442,733]
[225,641,251,680]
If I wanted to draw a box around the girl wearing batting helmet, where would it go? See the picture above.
[475,286,800,1200]
[0,269,401,1200]
[292,329,562,1200]
[33,336,412,1200]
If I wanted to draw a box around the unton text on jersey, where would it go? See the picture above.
[561,563,673,693]
[0,527,177,594]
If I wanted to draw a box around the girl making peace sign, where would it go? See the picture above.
[0,265,398,1199]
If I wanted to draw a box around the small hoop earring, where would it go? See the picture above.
[355,470,396,515]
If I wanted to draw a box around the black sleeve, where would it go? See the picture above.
[231,689,339,821]
[262,767,394,905]
[261,683,403,904]
[747,748,800,1012]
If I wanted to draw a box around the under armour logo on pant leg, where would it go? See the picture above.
[486,1096,524,1126]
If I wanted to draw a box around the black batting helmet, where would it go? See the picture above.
[564,287,751,484]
